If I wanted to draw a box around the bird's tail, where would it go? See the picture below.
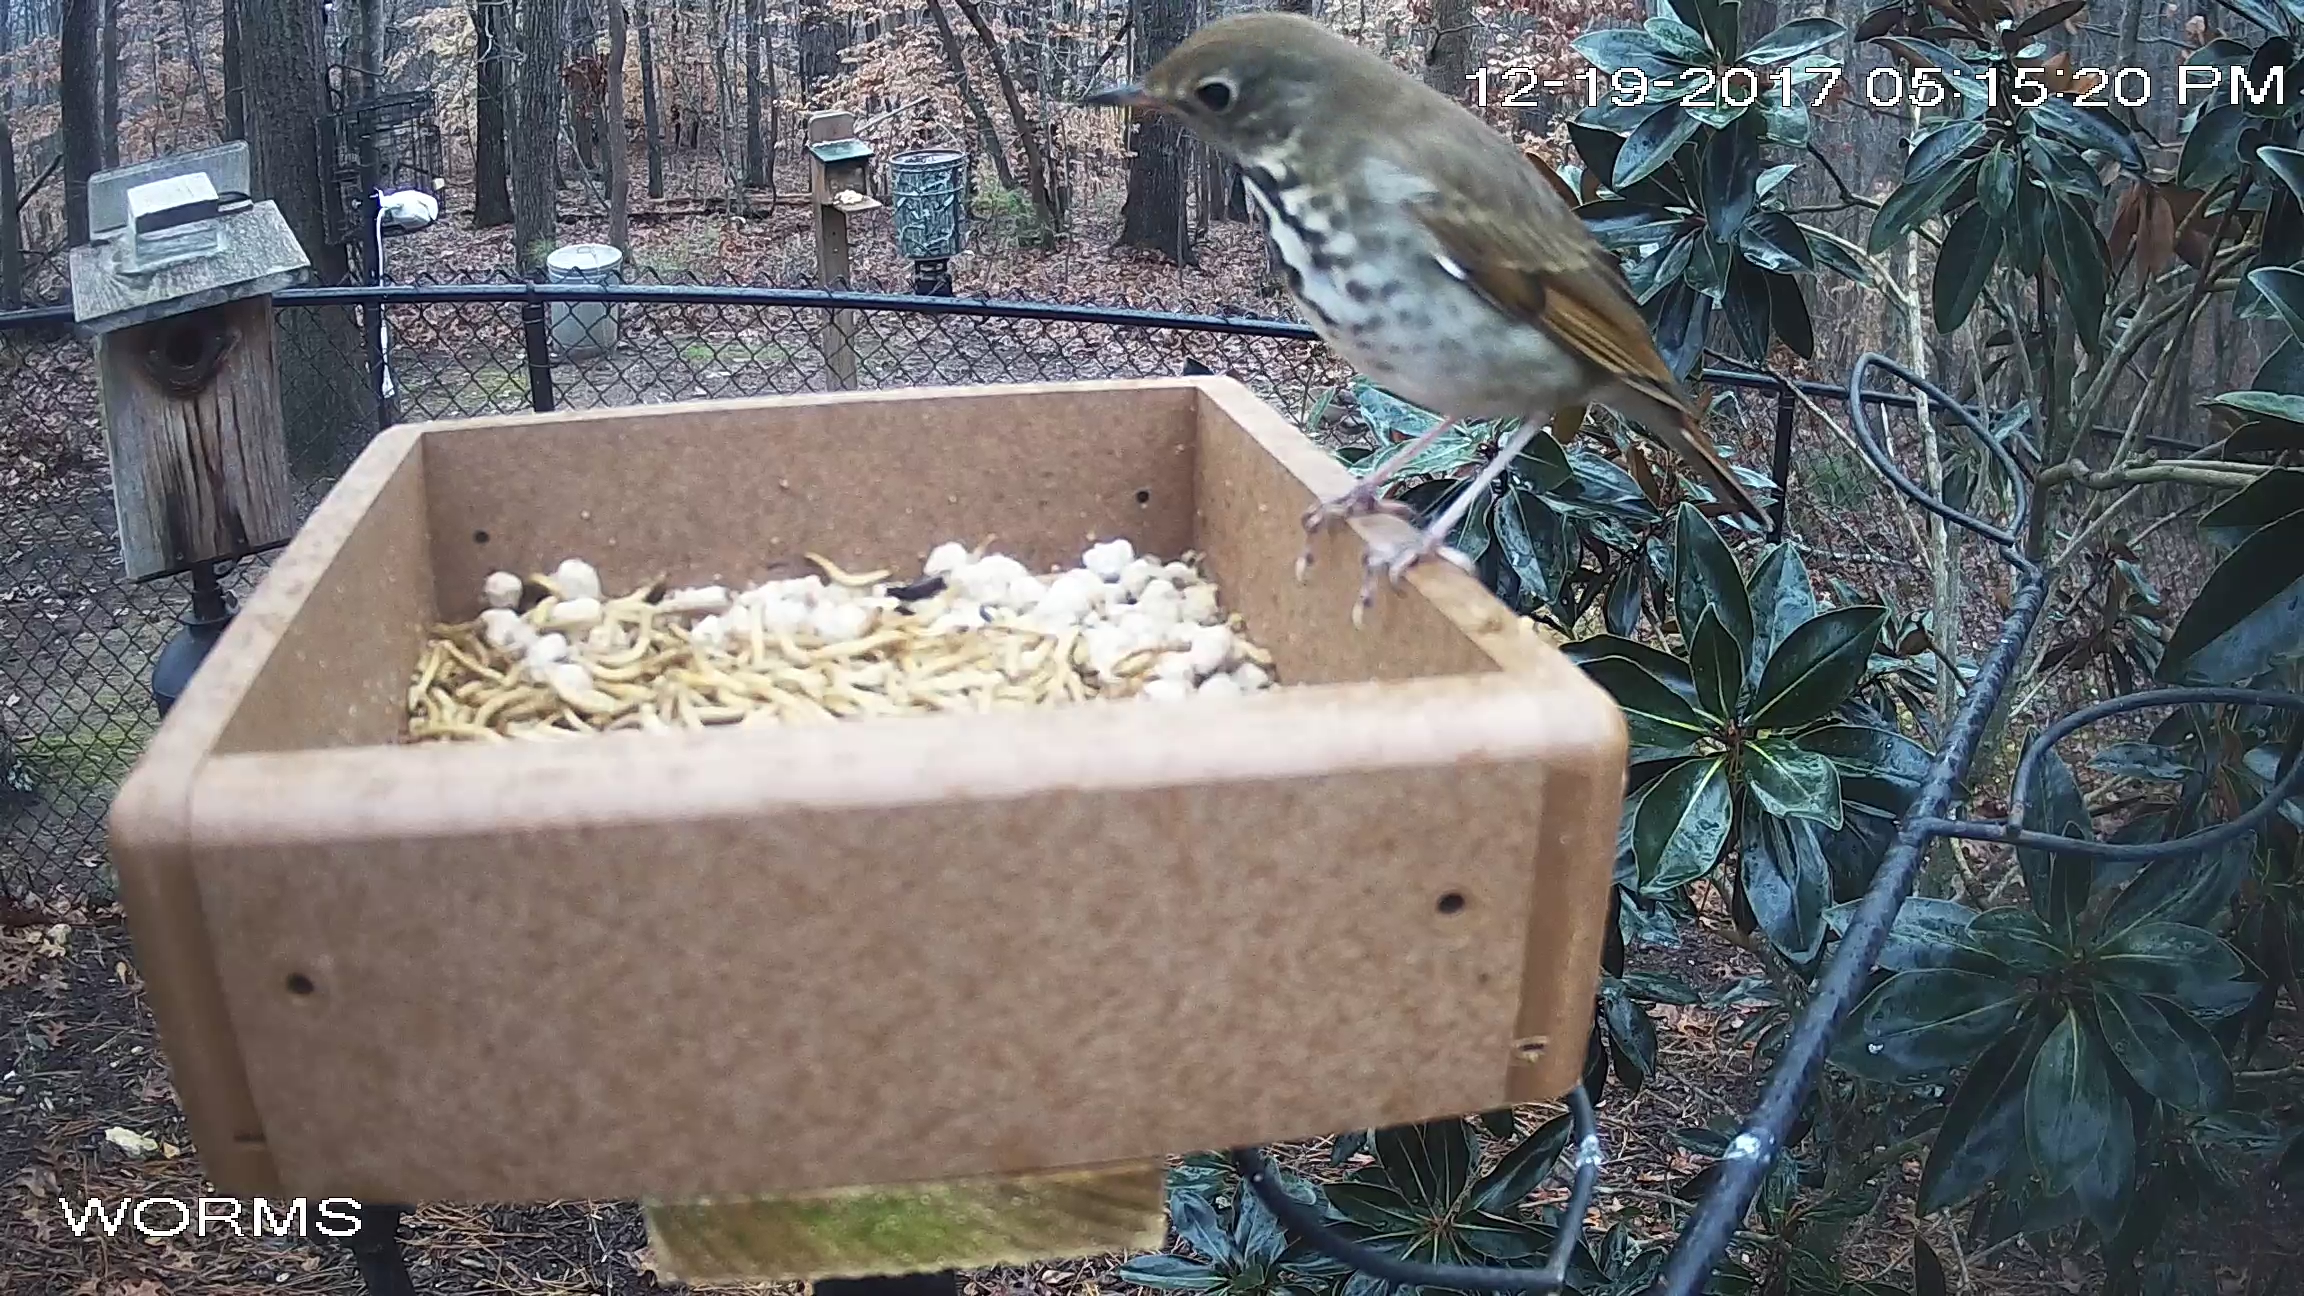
[1605,379,1769,524]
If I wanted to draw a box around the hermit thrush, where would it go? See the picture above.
[1085,13,1766,611]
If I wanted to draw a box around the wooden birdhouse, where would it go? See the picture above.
[69,142,311,582]
[807,112,880,213]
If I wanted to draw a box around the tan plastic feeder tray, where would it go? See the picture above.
[110,376,1628,1209]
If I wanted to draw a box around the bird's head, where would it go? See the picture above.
[1080,13,1369,162]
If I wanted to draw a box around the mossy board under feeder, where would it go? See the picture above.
[107,376,1629,1281]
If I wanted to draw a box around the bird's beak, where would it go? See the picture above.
[1082,83,1157,110]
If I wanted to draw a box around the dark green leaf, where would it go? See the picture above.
[2253,266,2304,346]
[1745,16,1843,63]
[1804,223,1874,284]
[2032,97,2143,171]
[1934,206,2003,333]
[1827,895,1994,972]
[1646,14,1714,61]
[1572,27,1696,78]
[2093,986,2232,1112]
[1691,607,1743,721]
[1673,502,1753,659]
[1706,115,1763,240]
[1913,1237,1948,1296]
[1617,105,1705,189]
[1871,35,1989,103]
[1797,724,1931,787]
[1867,159,1976,253]
[1740,212,1815,273]
[2197,465,2304,550]
[2088,741,2191,783]
[1743,810,1830,960]
[1495,488,1570,610]
[1834,968,2026,1081]
[2159,510,2304,685]
[1686,230,1734,303]
[1556,448,1665,523]
[1968,905,2069,975]
[2010,0,2086,38]
[1749,605,1891,730]
[1373,1118,1478,1211]
[1601,976,1660,1089]
[2025,1012,2124,1197]
[1171,1189,1237,1263]
[1235,1175,1290,1264]
[1606,563,1644,638]
[1116,1255,1228,1291]
[2094,921,2247,997]
[1747,738,1845,827]
[1744,543,1817,694]
[2180,104,2249,191]
[1907,119,1987,183]
[1635,756,1734,892]
[2260,146,2304,208]
[1583,199,1692,251]
[1724,255,1773,361]
[2103,838,2250,935]
[1622,968,1702,1003]
[1917,1017,2045,1212]
[1511,427,1574,494]
[1579,656,1713,760]
[2016,749,2092,932]
[1767,269,1816,360]
[1978,145,2016,218]
[1468,1114,1576,1213]
[1563,634,1698,702]
[2043,192,2109,354]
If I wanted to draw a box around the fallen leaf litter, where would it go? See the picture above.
[405,538,1282,743]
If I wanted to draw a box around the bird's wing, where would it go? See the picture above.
[1401,175,1766,521]
[1405,191,1688,421]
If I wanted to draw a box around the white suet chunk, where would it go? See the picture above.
[1119,557,1159,597]
[552,558,603,602]
[1198,672,1244,699]
[662,585,731,615]
[1181,584,1221,625]
[546,597,603,631]
[482,571,524,610]
[1141,677,1192,701]
[1232,661,1273,691]
[689,615,732,650]
[1082,538,1134,579]
[923,542,972,577]
[524,633,570,671]
[478,607,527,650]
[808,602,873,642]
[1187,624,1236,676]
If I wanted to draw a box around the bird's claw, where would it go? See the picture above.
[1350,532,1473,624]
[1298,485,1416,582]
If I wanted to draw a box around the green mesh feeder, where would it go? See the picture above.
[889,149,968,295]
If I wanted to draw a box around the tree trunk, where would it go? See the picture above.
[637,0,665,197]
[1421,0,1472,98]
[240,0,375,477]
[761,0,778,193]
[743,0,765,187]
[606,0,630,252]
[100,0,119,166]
[179,0,220,137]
[924,0,1014,193]
[570,0,601,173]
[60,0,97,243]
[1116,0,1191,264]
[473,0,514,225]
[707,0,748,212]
[513,0,561,273]
[0,98,22,309]
[222,0,242,139]
[953,0,1056,247]
[796,0,842,89]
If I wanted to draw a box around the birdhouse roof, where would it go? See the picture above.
[809,139,874,165]
[69,200,312,336]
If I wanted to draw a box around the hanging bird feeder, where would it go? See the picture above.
[889,149,969,297]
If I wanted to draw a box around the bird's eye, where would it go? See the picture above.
[1193,78,1235,112]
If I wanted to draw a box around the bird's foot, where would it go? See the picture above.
[1296,482,1417,581]
[1350,528,1475,626]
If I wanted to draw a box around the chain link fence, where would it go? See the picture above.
[0,285,1353,902]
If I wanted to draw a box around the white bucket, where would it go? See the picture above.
[545,243,623,361]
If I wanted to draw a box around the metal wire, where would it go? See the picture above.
[1229,1085,1603,1293]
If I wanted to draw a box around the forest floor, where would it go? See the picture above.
[2,181,2298,1296]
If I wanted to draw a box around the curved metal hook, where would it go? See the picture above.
[1844,353,2033,559]
[1230,1085,1603,1293]
[1916,687,2304,860]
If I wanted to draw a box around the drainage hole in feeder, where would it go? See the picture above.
[1436,892,1466,915]
[1134,489,1152,505]
[285,973,316,996]
[473,529,491,545]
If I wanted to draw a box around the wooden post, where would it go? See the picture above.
[95,295,296,580]
[809,110,860,392]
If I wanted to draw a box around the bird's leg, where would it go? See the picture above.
[1296,415,1459,581]
[1355,416,1548,619]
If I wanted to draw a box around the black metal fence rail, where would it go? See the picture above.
[1,286,2285,1296]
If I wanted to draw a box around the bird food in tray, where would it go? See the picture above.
[403,538,1282,743]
